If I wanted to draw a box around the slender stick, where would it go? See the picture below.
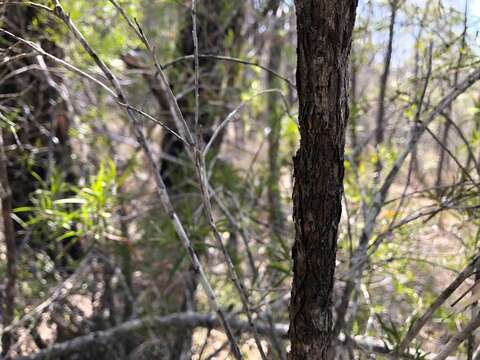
[48,1,242,357]
[107,0,194,148]
[11,310,416,360]
[397,254,480,354]
[189,7,267,355]
[204,89,288,156]
[334,66,480,336]
[162,54,295,88]
[11,312,281,360]
[0,29,185,143]
[432,311,480,360]
[192,0,200,135]
[374,0,398,177]
[112,1,269,357]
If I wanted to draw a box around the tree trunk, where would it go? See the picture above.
[160,1,243,188]
[374,1,397,179]
[1,129,16,356]
[349,51,360,168]
[266,2,285,245]
[289,2,357,359]
[436,1,467,192]
[0,3,78,264]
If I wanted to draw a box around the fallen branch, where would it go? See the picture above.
[11,311,411,360]
[12,313,245,360]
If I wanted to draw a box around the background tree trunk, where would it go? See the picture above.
[0,3,78,264]
[266,3,286,244]
[374,0,397,179]
[1,129,16,356]
[289,1,357,359]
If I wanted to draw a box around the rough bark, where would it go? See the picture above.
[289,1,357,359]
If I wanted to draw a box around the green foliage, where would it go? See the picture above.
[60,0,143,65]
[4,0,480,357]
[376,314,429,359]
[15,161,119,251]
[281,116,299,153]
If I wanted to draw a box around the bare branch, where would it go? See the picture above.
[335,66,480,336]
[163,54,295,89]
[11,311,416,360]
[48,1,242,357]
[432,311,480,360]
[397,254,480,354]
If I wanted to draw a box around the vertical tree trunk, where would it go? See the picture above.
[435,1,467,192]
[289,2,357,359]
[169,4,245,358]
[266,1,285,244]
[1,3,61,354]
[161,1,244,187]
[374,0,397,178]
[1,3,78,263]
[349,51,360,168]
[1,130,16,356]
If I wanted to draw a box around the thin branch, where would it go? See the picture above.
[0,1,53,13]
[49,1,241,357]
[204,88,289,156]
[397,254,480,354]
[334,65,480,336]
[194,145,268,359]
[192,0,200,135]
[0,29,115,96]
[432,311,480,360]
[423,121,480,191]
[1,253,94,336]
[11,310,432,360]
[439,110,480,178]
[108,0,194,147]
[374,0,398,170]
[0,28,186,144]
[162,54,295,88]
[110,2,270,357]
[11,312,255,360]
[210,187,258,282]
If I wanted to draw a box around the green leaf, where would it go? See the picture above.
[56,230,78,242]
[268,262,290,275]
[53,198,88,205]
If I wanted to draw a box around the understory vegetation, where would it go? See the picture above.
[1,0,480,359]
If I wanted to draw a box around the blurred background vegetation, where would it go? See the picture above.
[1,0,480,358]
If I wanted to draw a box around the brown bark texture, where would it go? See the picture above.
[289,1,357,359]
